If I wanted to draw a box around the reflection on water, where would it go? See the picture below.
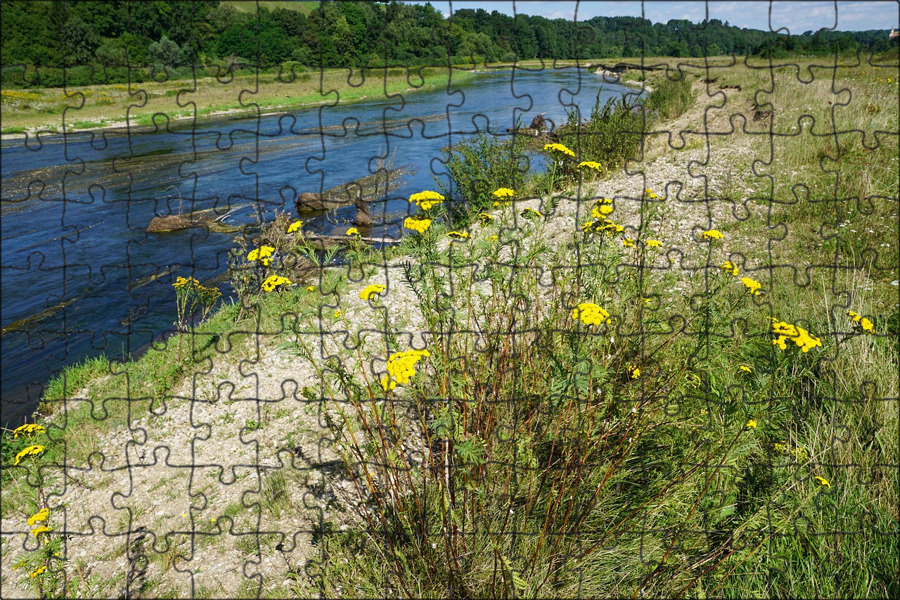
[0,68,639,425]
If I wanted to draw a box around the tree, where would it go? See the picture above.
[148,35,183,66]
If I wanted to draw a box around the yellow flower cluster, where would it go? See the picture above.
[409,190,444,211]
[622,238,635,248]
[571,302,611,326]
[173,276,200,289]
[173,276,221,301]
[28,508,49,526]
[247,246,275,266]
[0,90,43,103]
[645,188,661,200]
[770,317,822,352]
[346,227,359,236]
[478,212,494,223]
[582,216,624,236]
[591,198,614,219]
[381,349,430,391]
[287,220,303,233]
[261,275,291,292]
[404,215,432,234]
[30,566,47,579]
[577,161,602,171]
[14,445,45,465]
[447,231,470,239]
[746,419,757,428]
[492,187,515,208]
[629,366,641,379]
[360,284,386,301]
[521,207,542,219]
[544,143,575,158]
[721,261,739,276]
[847,310,875,333]
[32,525,50,537]
[646,239,663,248]
[773,442,808,461]
[740,277,762,295]
[739,365,752,373]
[701,229,723,240]
[13,423,45,438]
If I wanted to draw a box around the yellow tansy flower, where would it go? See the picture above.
[28,508,49,526]
[32,525,51,537]
[721,261,739,276]
[261,275,291,292]
[447,231,470,239]
[382,349,430,390]
[287,220,303,233]
[770,317,821,352]
[13,423,45,438]
[814,476,831,488]
[543,142,575,158]
[409,190,445,211]
[14,445,44,465]
[360,284,386,301]
[740,277,762,295]
[746,419,757,428]
[247,246,274,263]
[701,229,723,240]
[346,227,359,236]
[403,215,432,234]
[571,303,611,326]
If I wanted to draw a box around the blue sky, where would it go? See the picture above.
[411,1,899,32]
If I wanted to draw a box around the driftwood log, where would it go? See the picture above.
[295,167,407,216]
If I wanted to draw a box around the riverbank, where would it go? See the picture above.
[0,65,481,138]
[1,57,897,598]
[0,57,690,139]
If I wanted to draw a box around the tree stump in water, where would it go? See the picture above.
[353,188,373,226]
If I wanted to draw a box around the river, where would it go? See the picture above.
[0,67,640,426]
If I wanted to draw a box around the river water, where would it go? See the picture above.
[1,67,639,425]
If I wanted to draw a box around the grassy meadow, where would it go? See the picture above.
[1,54,898,599]
[0,65,478,134]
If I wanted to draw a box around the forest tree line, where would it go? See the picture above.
[1,0,894,88]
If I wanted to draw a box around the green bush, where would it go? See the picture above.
[438,132,527,225]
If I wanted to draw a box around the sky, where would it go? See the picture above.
[410,1,899,33]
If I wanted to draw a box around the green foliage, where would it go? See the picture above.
[557,90,646,173]
[1,1,893,88]
[438,132,527,225]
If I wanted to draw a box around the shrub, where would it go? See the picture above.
[438,132,528,225]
